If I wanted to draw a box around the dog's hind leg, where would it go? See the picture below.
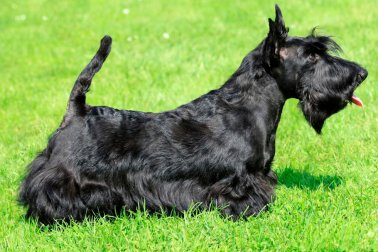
[62,35,112,125]
[19,157,86,224]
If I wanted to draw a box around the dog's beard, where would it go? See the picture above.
[299,100,329,134]
[299,93,348,134]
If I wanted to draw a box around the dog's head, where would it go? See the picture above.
[263,5,368,133]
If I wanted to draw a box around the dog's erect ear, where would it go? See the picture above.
[274,4,286,32]
[263,4,289,67]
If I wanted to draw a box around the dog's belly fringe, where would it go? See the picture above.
[19,150,277,223]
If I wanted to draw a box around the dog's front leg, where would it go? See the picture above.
[263,132,276,174]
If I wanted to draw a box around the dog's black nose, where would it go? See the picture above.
[355,68,368,84]
[358,68,368,81]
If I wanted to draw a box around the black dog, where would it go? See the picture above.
[19,5,368,224]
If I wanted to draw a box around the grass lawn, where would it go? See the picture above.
[0,0,377,251]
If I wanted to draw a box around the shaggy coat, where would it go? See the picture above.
[19,5,367,224]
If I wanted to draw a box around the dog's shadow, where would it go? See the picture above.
[277,167,343,190]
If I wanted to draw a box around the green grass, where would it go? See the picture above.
[1,0,377,251]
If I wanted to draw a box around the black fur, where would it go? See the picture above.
[19,5,368,224]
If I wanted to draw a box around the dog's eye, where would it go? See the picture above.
[308,53,319,63]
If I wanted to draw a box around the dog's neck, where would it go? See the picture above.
[219,47,286,133]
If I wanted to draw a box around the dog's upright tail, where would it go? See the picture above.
[64,35,112,123]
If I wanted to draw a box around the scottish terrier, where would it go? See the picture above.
[19,5,368,224]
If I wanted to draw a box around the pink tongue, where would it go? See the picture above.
[351,95,363,107]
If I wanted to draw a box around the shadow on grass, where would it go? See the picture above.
[277,167,343,190]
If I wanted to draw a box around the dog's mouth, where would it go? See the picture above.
[350,95,363,107]
[348,70,368,107]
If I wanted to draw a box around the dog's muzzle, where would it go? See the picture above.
[350,69,368,107]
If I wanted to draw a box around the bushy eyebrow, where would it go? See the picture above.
[305,27,343,54]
